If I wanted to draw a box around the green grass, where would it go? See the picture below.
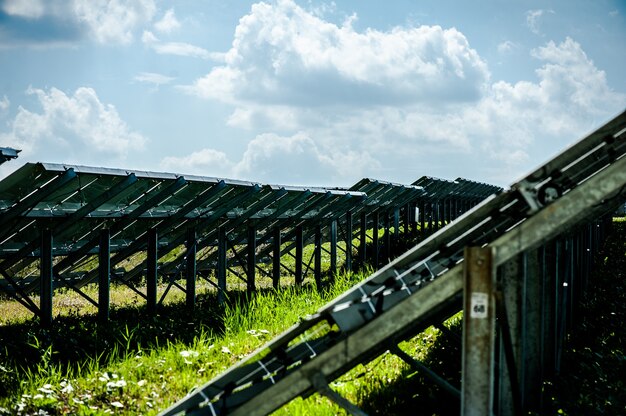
[1,218,621,415]
[0,264,464,415]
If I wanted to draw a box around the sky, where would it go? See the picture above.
[0,0,624,187]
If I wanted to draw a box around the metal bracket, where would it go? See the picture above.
[516,180,543,214]
[310,372,368,416]
[389,344,460,400]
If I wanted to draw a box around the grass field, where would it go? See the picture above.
[0,219,624,415]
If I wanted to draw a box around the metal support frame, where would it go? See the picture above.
[330,219,337,279]
[218,226,227,304]
[372,211,379,270]
[40,228,53,327]
[310,372,368,416]
[314,225,322,290]
[147,228,158,315]
[295,225,303,285]
[185,227,197,309]
[390,344,460,400]
[98,229,110,322]
[393,207,400,248]
[359,212,367,269]
[247,226,257,292]
[272,227,281,289]
[419,201,426,237]
[462,246,495,416]
[345,212,352,272]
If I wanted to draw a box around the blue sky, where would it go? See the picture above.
[0,0,624,187]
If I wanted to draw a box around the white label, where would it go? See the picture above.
[470,292,489,319]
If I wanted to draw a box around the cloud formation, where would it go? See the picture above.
[0,95,9,111]
[154,8,180,34]
[0,87,146,164]
[184,0,490,106]
[142,30,219,60]
[0,0,157,45]
[171,1,624,185]
[134,72,175,87]
[526,9,554,35]
[160,132,379,185]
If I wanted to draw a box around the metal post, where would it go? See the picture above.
[383,212,391,264]
[462,246,495,416]
[428,202,435,234]
[98,229,110,322]
[147,228,158,315]
[393,207,400,250]
[359,212,367,269]
[524,249,542,411]
[185,227,197,310]
[497,255,521,416]
[295,225,303,285]
[345,212,353,272]
[247,226,256,292]
[540,242,556,385]
[272,227,281,289]
[419,201,426,237]
[372,211,379,270]
[218,226,227,304]
[314,225,322,291]
[434,200,440,232]
[40,228,53,327]
[330,219,337,279]
[402,204,410,236]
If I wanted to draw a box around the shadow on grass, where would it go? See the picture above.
[356,319,463,416]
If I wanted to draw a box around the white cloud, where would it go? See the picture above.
[161,148,233,177]
[2,0,45,19]
[154,8,180,34]
[0,86,146,163]
[1,0,156,45]
[72,0,156,44]
[0,95,9,111]
[160,132,379,185]
[177,1,623,185]
[134,72,175,86]
[526,9,553,35]
[609,10,619,17]
[142,30,218,60]
[152,42,216,59]
[142,29,159,43]
[184,0,489,106]
[497,40,518,54]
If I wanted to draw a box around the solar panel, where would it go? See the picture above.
[157,109,626,416]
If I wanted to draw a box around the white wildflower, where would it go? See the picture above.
[137,379,147,387]
[221,346,231,354]
[179,350,199,358]
[111,401,124,408]
[106,379,127,389]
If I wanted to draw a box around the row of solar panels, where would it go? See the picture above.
[0,147,20,166]
[0,162,499,309]
[158,110,626,415]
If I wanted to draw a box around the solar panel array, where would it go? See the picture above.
[159,109,626,415]
[0,162,498,324]
[0,147,20,165]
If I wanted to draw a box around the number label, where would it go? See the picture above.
[470,292,489,319]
